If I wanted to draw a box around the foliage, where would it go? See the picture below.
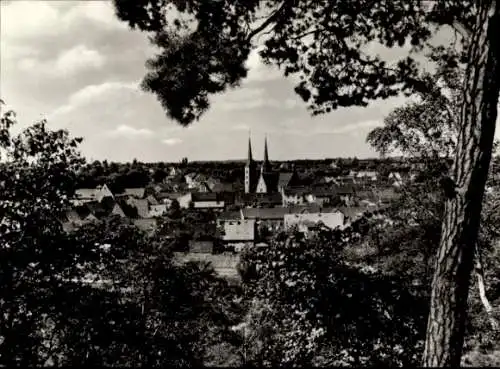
[112,0,475,125]
[238,226,428,366]
[0,107,85,365]
[0,106,245,366]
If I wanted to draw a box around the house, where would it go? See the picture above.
[188,240,214,253]
[388,172,414,187]
[237,192,283,207]
[281,187,307,206]
[355,171,378,181]
[212,182,235,193]
[256,171,279,193]
[126,198,150,218]
[167,166,179,178]
[184,173,208,189]
[72,184,114,205]
[146,194,159,205]
[277,171,300,192]
[205,177,222,191]
[72,188,96,205]
[123,187,146,199]
[305,187,339,206]
[192,192,225,209]
[220,219,256,251]
[177,192,225,209]
[284,210,345,232]
[110,202,126,218]
[218,204,324,234]
[221,219,256,241]
[156,192,185,206]
[95,184,114,202]
[196,182,212,193]
[149,203,168,217]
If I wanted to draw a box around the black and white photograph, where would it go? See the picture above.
[1,0,500,366]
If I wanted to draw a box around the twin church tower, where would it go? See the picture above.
[244,135,272,193]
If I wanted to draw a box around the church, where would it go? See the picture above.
[244,135,299,194]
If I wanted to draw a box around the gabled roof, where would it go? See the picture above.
[277,172,295,189]
[127,198,150,218]
[85,200,108,216]
[242,207,290,220]
[197,182,212,192]
[240,192,282,203]
[283,186,308,196]
[260,172,280,192]
[123,188,146,198]
[290,204,323,213]
[111,203,126,217]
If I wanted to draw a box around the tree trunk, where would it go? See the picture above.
[422,1,500,367]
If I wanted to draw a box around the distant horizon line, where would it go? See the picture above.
[82,155,409,165]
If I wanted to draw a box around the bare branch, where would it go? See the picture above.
[247,2,287,41]
[452,20,472,39]
[474,245,499,331]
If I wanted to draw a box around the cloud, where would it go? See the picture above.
[49,81,141,118]
[1,1,60,41]
[275,119,383,137]
[108,125,154,138]
[328,120,383,135]
[19,45,105,76]
[1,1,126,44]
[55,45,105,75]
[162,138,182,146]
[214,87,301,111]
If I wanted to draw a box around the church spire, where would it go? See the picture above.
[264,135,269,163]
[247,132,253,164]
[261,134,271,173]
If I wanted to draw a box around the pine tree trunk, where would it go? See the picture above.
[422,1,500,367]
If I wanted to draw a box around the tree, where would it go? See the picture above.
[113,1,500,365]
[366,63,500,362]
[0,104,244,366]
[0,104,86,365]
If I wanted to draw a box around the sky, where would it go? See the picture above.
[1,1,499,163]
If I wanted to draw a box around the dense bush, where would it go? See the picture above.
[238,227,428,366]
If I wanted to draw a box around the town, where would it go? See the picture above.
[3,0,500,367]
[65,136,414,258]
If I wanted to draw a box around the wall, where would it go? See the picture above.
[149,204,167,217]
[178,193,192,208]
[222,219,256,242]
[193,200,225,209]
[284,211,345,230]
[188,240,214,253]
